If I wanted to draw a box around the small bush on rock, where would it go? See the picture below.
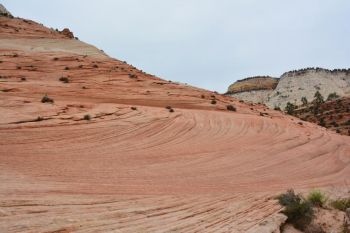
[307,190,327,207]
[331,198,350,211]
[59,77,69,83]
[285,102,296,115]
[41,95,54,103]
[277,189,314,230]
[226,105,236,111]
[83,114,91,120]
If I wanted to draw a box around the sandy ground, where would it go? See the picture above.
[1,16,350,233]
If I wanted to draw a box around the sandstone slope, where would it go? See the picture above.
[1,12,350,233]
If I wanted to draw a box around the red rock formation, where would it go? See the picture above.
[0,13,349,233]
[61,28,74,39]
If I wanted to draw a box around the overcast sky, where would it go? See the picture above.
[3,0,350,92]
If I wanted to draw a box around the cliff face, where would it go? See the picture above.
[227,68,350,109]
[227,76,278,94]
[268,68,350,109]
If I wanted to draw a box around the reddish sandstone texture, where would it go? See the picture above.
[0,16,350,233]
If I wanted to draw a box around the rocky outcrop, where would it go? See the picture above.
[1,8,350,233]
[247,213,287,233]
[230,89,272,104]
[0,4,13,18]
[227,76,278,94]
[61,28,74,39]
[227,68,350,109]
[268,68,350,109]
[293,97,350,136]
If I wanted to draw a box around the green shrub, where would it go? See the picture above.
[277,189,314,230]
[41,95,54,103]
[331,198,350,211]
[59,77,69,83]
[318,118,326,127]
[314,91,324,105]
[285,102,296,115]
[83,114,91,120]
[307,190,327,207]
[301,97,308,106]
[226,105,236,111]
[327,92,339,101]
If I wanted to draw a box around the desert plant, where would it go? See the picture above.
[131,107,137,111]
[59,77,69,83]
[169,108,174,113]
[35,116,43,121]
[41,95,54,103]
[277,189,314,230]
[274,106,281,111]
[327,92,339,101]
[64,66,69,70]
[211,100,217,105]
[314,91,324,105]
[226,105,236,111]
[331,198,350,211]
[165,106,172,110]
[129,74,137,79]
[318,118,326,127]
[301,97,308,106]
[83,114,91,120]
[331,121,339,127]
[285,102,296,115]
[307,190,327,207]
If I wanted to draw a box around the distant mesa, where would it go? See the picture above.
[226,67,350,109]
[227,76,278,94]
